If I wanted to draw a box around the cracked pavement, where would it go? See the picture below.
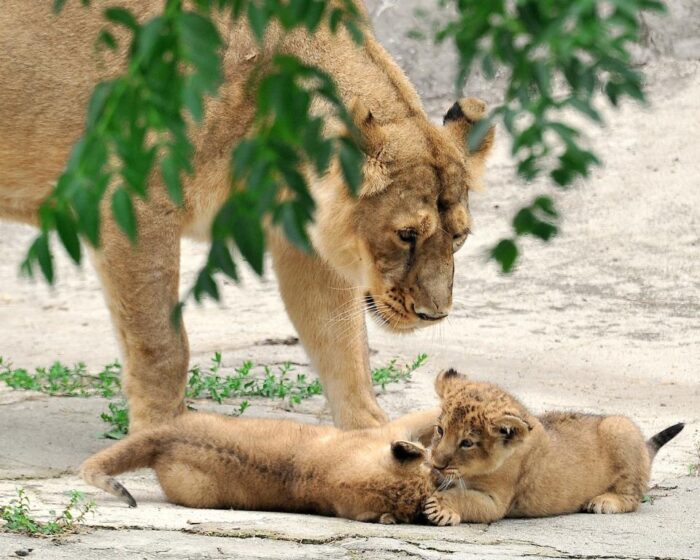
[1,1,699,558]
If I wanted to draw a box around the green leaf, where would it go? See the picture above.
[161,155,184,206]
[170,301,185,329]
[86,81,114,128]
[137,17,165,59]
[104,7,139,31]
[111,188,137,243]
[247,2,268,42]
[513,208,535,236]
[209,241,238,281]
[54,210,82,264]
[231,201,265,276]
[338,137,363,195]
[24,233,54,283]
[467,115,493,153]
[304,1,325,31]
[194,269,219,302]
[183,76,204,122]
[97,30,118,51]
[280,202,312,253]
[53,0,68,13]
[491,239,518,274]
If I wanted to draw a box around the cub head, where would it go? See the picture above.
[430,369,533,481]
[310,98,495,331]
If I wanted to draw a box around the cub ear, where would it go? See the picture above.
[391,440,425,462]
[434,368,465,399]
[492,415,532,445]
[443,97,495,160]
[348,97,390,198]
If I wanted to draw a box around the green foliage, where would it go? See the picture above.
[372,353,428,390]
[24,0,364,300]
[23,0,666,284]
[0,352,427,439]
[0,488,95,537]
[437,0,665,271]
[0,357,121,398]
[100,400,130,440]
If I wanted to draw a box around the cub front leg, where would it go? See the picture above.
[424,488,507,525]
[269,234,387,429]
[91,194,188,433]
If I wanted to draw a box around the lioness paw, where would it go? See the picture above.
[423,496,460,526]
[379,513,397,524]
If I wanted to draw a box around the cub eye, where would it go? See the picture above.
[459,439,474,449]
[435,426,444,438]
[398,229,417,244]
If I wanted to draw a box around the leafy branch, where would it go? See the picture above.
[22,0,666,284]
[23,0,364,300]
[437,0,666,271]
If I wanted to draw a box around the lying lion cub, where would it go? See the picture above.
[80,410,439,523]
[423,369,684,525]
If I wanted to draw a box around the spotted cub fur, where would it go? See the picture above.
[423,369,684,525]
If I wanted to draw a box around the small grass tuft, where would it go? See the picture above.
[0,488,95,537]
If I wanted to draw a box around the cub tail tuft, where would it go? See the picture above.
[646,422,684,459]
[79,429,167,507]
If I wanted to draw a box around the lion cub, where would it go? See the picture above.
[81,411,438,524]
[423,369,684,525]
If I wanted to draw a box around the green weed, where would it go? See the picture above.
[0,352,427,440]
[0,357,120,398]
[100,400,130,440]
[0,488,94,537]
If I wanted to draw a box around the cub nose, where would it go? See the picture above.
[413,305,448,322]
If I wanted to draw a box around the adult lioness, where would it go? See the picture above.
[0,2,494,432]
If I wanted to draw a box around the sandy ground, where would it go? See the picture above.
[1,2,699,559]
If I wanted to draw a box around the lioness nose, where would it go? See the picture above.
[414,306,448,321]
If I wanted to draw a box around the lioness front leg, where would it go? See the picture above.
[91,194,188,433]
[269,234,387,429]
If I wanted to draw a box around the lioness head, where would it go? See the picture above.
[311,98,494,331]
[430,369,533,481]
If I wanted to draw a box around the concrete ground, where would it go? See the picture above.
[1,2,699,559]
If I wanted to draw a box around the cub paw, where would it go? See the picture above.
[379,513,397,525]
[585,494,623,514]
[423,496,461,526]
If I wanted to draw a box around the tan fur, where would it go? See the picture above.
[80,409,440,523]
[423,370,681,525]
[0,2,494,432]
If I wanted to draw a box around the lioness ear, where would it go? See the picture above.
[434,368,465,399]
[492,415,531,445]
[443,97,495,159]
[391,440,425,462]
[348,97,390,198]
[349,97,385,158]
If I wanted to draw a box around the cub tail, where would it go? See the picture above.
[80,428,168,507]
[646,422,684,459]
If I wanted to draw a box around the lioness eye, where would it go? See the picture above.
[459,439,474,449]
[398,229,417,244]
[452,228,471,252]
[435,426,444,438]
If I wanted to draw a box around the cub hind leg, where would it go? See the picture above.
[585,416,650,514]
